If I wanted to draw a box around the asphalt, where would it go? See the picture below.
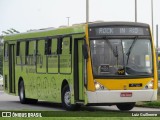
[0,90,160,111]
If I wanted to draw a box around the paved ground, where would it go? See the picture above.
[0,90,160,112]
[0,91,64,111]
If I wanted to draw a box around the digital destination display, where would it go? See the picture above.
[89,26,150,37]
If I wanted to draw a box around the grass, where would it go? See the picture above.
[0,111,132,117]
[0,110,160,119]
[0,117,160,120]
[136,87,160,108]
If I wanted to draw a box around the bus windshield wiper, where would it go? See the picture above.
[126,36,138,65]
[106,39,118,58]
[105,39,119,68]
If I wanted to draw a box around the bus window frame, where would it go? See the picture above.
[47,38,59,74]
[59,36,72,74]
[16,41,26,65]
[25,40,37,66]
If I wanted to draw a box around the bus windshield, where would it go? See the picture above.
[90,38,153,77]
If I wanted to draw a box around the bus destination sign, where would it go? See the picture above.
[89,27,150,37]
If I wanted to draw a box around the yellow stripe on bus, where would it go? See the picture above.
[85,24,95,91]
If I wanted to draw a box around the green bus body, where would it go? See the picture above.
[3,24,86,105]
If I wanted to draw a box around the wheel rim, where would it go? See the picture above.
[64,91,71,106]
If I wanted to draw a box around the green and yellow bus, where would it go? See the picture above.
[3,22,158,111]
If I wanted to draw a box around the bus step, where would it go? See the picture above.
[76,101,84,104]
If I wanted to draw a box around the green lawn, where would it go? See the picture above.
[0,117,159,120]
[0,110,160,119]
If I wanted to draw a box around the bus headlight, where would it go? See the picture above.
[95,82,101,90]
[145,80,154,89]
[94,82,105,90]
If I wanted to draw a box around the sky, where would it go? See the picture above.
[0,0,160,44]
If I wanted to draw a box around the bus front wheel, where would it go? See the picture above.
[19,81,38,104]
[116,103,135,111]
[62,85,80,111]
[19,81,27,104]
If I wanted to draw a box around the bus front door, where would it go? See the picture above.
[74,39,84,101]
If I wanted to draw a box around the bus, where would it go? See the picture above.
[3,22,158,111]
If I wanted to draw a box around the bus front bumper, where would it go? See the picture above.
[86,90,157,103]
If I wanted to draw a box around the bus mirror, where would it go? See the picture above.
[82,44,88,59]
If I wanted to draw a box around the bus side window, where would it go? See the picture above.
[4,43,8,61]
[51,38,58,54]
[20,42,26,64]
[59,37,72,74]
[25,41,29,65]
[47,38,58,73]
[16,41,25,64]
[16,42,20,56]
[45,38,52,55]
[57,38,62,54]
[16,42,22,65]
[26,41,29,56]
[29,41,35,55]
[62,37,71,54]
[27,41,36,65]
[38,40,45,55]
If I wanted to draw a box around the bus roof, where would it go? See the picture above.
[4,21,150,41]
[4,24,85,41]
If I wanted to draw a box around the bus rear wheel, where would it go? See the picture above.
[62,85,80,111]
[116,103,135,111]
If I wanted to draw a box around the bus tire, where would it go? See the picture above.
[19,81,38,104]
[19,81,27,104]
[27,98,38,104]
[62,85,80,111]
[116,102,135,111]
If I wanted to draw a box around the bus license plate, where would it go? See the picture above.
[120,92,132,97]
